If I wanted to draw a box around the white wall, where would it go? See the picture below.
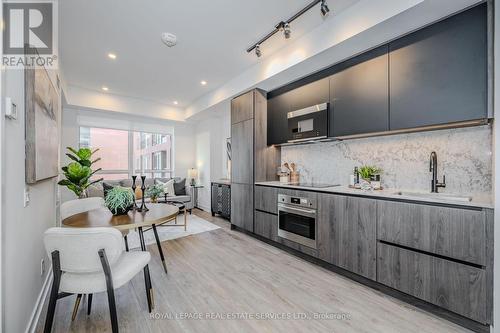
[193,105,231,211]
[2,66,61,333]
[60,107,196,202]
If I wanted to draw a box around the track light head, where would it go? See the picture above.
[283,22,291,39]
[320,0,330,17]
[255,44,262,57]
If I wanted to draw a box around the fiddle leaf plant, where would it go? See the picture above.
[58,147,103,198]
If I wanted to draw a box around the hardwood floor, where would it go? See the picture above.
[37,209,471,333]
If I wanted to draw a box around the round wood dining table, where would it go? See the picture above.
[62,203,179,278]
[62,203,179,231]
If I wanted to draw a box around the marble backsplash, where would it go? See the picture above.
[281,125,493,200]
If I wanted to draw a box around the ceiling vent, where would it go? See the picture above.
[161,32,177,47]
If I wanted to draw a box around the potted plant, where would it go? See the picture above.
[358,165,382,190]
[105,186,135,215]
[145,184,164,203]
[58,147,103,198]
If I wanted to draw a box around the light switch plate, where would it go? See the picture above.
[5,97,17,119]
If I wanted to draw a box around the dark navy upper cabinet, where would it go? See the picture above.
[267,78,329,145]
[267,92,290,146]
[287,78,329,112]
[329,46,389,137]
[389,4,488,130]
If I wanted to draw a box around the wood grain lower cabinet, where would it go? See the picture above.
[231,183,254,232]
[377,242,488,323]
[377,200,486,266]
[317,194,377,280]
[254,210,278,241]
[255,186,278,214]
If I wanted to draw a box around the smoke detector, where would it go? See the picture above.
[161,32,177,47]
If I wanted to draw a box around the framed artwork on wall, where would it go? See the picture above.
[25,64,60,184]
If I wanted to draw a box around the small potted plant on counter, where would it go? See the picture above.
[358,166,382,190]
[145,183,164,203]
[105,186,135,215]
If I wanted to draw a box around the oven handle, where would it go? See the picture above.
[278,204,316,218]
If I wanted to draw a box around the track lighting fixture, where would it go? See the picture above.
[283,22,291,39]
[247,0,331,58]
[255,44,262,57]
[320,0,330,17]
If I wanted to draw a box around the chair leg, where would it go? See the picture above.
[152,224,167,274]
[71,294,82,321]
[99,249,119,333]
[124,235,129,252]
[138,227,153,312]
[87,294,93,315]
[44,251,62,333]
[184,211,187,231]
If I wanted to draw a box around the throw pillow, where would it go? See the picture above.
[174,178,186,195]
[157,179,175,197]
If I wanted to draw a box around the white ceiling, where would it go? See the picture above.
[59,0,359,108]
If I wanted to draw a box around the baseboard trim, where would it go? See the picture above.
[25,268,52,333]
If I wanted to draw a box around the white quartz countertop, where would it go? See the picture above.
[255,181,493,209]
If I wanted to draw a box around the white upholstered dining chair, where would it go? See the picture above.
[60,197,105,220]
[43,227,153,333]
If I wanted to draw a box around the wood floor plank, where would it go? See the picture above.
[36,210,471,333]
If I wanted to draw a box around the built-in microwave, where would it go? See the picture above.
[287,103,328,143]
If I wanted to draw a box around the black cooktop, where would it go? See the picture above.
[287,183,340,188]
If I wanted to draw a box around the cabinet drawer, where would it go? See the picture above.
[377,242,488,323]
[255,186,278,214]
[254,210,278,241]
[377,201,486,265]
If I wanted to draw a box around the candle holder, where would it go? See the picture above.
[138,175,149,212]
[131,175,138,210]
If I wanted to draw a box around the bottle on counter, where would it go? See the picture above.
[354,167,360,188]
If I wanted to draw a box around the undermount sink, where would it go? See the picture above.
[391,191,472,203]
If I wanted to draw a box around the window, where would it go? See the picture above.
[79,127,173,180]
[133,131,172,179]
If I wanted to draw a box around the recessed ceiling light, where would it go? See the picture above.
[200,80,207,86]
[102,86,109,91]
[107,53,117,60]
[173,101,179,105]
